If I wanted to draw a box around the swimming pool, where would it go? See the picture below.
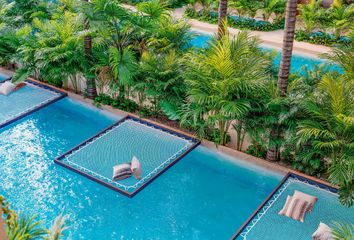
[0,97,282,239]
[190,34,341,73]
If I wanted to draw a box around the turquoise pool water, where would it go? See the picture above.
[0,97,282,239]
[190,34,341,73]
[238,177,354,240]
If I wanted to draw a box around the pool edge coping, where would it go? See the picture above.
[3,73,338,198]
[63,86,338,187]
[54,115,201,198]
[230,172,339,240]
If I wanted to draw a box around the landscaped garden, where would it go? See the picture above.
[0,0,353,239]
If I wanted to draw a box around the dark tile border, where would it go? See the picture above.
[230,172,338,240]
[54,115,201,198]
[0,80,67,130]
[0,76,12,83]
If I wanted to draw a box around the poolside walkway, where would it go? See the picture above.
[123,4,332,58]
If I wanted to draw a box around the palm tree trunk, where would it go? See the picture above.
[83,0,97,99]
[278,0,298,97]
[266,125,279,161]
[266,0,298,161]
[217,0,228,39]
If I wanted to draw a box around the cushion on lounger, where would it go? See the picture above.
[312,222,333,240]
[284,198,310,222]
[112,163,132,181]
[0,81,16,96]
[293,190,318,212]
[278,195,293,216]
[131,156,142,180]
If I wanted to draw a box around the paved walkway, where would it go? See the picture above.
[124,4,332,58]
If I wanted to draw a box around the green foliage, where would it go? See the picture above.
[297,73,354,207]
[295,30,353,46]
[246,144,267,158]
[135,50,186,113]
[94,93,139,112]
[331,222,354,240]
[229,0,260,18]
[297,0,354,45]
[181,32,271,145]
[184,8,285,31]
[0,196,68,240]
[260,0,286,21]
[298,0,322,33]
[322,43,354,80]
[6,213,47,240]
[329,0,354,38]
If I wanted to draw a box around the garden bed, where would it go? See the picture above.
[185,8,284,32]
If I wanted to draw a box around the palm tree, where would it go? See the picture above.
[329,0,354,38]
[182,32,270,145]
[83,0,98,99]
[298,0,321,33]
[1,196,69,240]
[266,0,298,161]
[297,74,353,207]
[0,1,19,68]
[217,0,228,39]
[135,49,185,114]
[332,222,354,240]
[229,0,259,18]
[322,43,354,80]
[14,10,86,89]
[261,0,286,22]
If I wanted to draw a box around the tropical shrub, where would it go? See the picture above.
[184,9,285,31]
[0,196,68,240]
[94,94,139,112]
[295,30,353,46]
[229,0,260,18]
[332,222,354,240]
[297,73,353,207]
[260,0,286,21]
[297,0,354,45]
[180,32,271,145]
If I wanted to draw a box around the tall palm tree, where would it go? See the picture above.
[182,32,270,145]
[217,0,228,39]
[83,0,98,99]
[266,0,298,161]
[297,74,353,207]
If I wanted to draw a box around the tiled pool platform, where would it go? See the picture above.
[0,79,67,129]
[232,172,353,240]
[55,115,200,197]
